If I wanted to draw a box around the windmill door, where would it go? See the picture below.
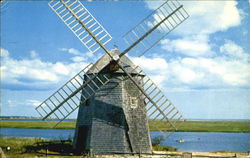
[75,125,89,154]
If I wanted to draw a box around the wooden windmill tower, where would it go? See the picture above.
[36,0,189,155]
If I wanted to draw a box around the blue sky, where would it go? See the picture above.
[1,1,250,120]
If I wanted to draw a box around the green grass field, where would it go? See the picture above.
[0,137,176,157]
[149,120,250,133]
[0,121,75,129]
[1,120,250,132]
[0,137,79,157]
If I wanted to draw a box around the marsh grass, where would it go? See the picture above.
[0,137,43,154]
[0,137,74,157]
[152,145,177,151]
[148,120,250,133]
[0,137,246,157]
[0,121,76,129]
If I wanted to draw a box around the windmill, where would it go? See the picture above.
[35,0,189,155]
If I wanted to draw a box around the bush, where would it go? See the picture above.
[151,136,177,151]
[153,145,177,151]
[151,136,165,146]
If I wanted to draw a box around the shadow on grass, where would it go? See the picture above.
[24,140,74,156]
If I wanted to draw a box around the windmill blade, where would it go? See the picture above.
[121,0,189,57]
[35,64,110,127]
[48,0,112,54]
[120,59,185,137]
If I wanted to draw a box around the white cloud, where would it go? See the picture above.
[30,50,39,59]
[132,56,168,71]
[145,1,241,36]
[71,56,85,62]
[169,61,204,84]
[2,40,249,91]
[173,57,250,87]
[59,47,97,63]
[0,48,90,90]
[131,56,168,86]
[26,99,41,107]
[52,62,70,75]
[59,48,82,55]
[181,1,241,35]
[0,48,9,57]
[131,41,250,89]
[161,35,214,57]
[6,99,41,107]
[220,40,250,61]
[7,100,15,107]
[142,1,248,90]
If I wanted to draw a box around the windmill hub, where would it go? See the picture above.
[89,49,138,75]
[112,53,120,61]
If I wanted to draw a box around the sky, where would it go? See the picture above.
[0,0,250,120]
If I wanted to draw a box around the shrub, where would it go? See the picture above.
[151,136,177,151]
[151,136,165,146]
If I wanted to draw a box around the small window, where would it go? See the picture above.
[85,99,90,106]
[130,97,138,109]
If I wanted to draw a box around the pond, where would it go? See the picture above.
[1,128,249,152]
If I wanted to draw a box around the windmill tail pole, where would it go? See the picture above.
[119,5,183,57]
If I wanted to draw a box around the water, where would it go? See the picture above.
[0,128,74,140]
[152,131,250,152]
[1,128,249,152]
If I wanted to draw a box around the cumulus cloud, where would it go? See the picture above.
[141,1,249,90]
[71,56,86,62]
[145,1,241,35]
[7,99,15,107]
[59,48,82,55]
[0,48,9,57]
[220,40,250,61]
[26,99,41,107]
[131,56,169,86]
[169,57,250,88]
[59,47,98,63]
[30,50,39,59]
[132,56,168,71]
[131,41,250,90]
[160,35,214,57]
[6,99,41,107]
[0,48,90,90]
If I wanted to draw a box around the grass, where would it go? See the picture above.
[0,121,76,129]
[152,145,177,151]
[149,120,250,133]
[0,137,45,154]
[0,117,76,121]
[0,137,248,157]
[0,137,77,157]
[0,137,177,157]
[1,120,250,132]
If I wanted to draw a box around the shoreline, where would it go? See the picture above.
[1,120,250,133]
[1,127,250,133]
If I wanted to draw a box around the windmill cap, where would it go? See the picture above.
[87,49,140,74]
